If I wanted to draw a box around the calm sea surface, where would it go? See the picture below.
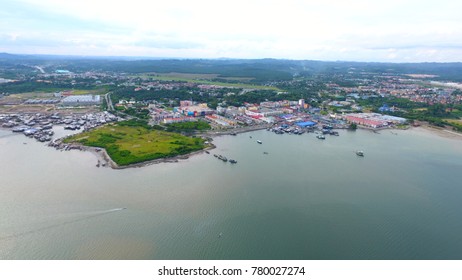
[1,127,462,259]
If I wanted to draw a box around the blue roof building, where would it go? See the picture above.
[296,121,317,127]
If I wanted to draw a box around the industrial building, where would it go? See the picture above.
[344,113,407,128]
[60,95,101,106]
[296,121,317,128]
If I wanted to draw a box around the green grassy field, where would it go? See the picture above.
[133,72,280,90]
[445,118,462,125]
[64,121,206,166]
[70,89,107,95]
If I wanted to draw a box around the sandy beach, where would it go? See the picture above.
[81,141,217,170]
[414,124,462,141]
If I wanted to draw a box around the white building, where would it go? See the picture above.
[60,95,101,106]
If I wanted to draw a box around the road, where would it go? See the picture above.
[105,92,115,111]
[34,66,45,74]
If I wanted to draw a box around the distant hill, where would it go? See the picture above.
[1,53,462,82]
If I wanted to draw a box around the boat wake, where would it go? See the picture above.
[107,207,127,212]
[0,208,126,242]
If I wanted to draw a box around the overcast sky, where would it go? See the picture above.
[1,0,461,62]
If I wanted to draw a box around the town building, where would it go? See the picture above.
[343,113,406,128]
[176,102,214,117]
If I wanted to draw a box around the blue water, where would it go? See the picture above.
[1,127,462,259]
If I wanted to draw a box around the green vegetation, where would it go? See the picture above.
[0,80,106,94]
[115,106,150,119]
[182,79,279,90]
[137,74,279,90]
[165,120,211,132]
[358,96,462,130]
[64,120,206,166]
[111,85,292,107]
[446,120,462,132]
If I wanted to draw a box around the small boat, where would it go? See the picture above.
[263,152,269,154]
[230,132,237,136]
[205,151,210,154]
[214,154,218,158]
[218,232,223,238]
[229,159,237,164]
[356,151,364,157]
[257,140,262,144]
[249,136,252,138]
[316,134,325,140]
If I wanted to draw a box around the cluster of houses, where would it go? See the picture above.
[325,76,462,106]
[147,99,310,127]
[0,111,120,143]
[146,98,407,130]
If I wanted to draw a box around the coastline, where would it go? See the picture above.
[82,124,271,169]
[79,141,218,170]
[413,124,462,140]
[3,122,461,170]
[198,123,272,138]
[81,123,462,169]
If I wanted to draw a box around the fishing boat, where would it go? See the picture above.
[356,151,364,157]
[229,159,237,164]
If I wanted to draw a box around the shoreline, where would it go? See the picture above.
[76,141,218,170]
[413,124,462,140]
[81,124,272,169]
[3,122,462,170]
[198,123,272,138]
[78,123,462,169]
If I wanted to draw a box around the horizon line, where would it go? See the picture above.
[2,52,462,64]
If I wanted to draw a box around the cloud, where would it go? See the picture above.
[0,0,461,62]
